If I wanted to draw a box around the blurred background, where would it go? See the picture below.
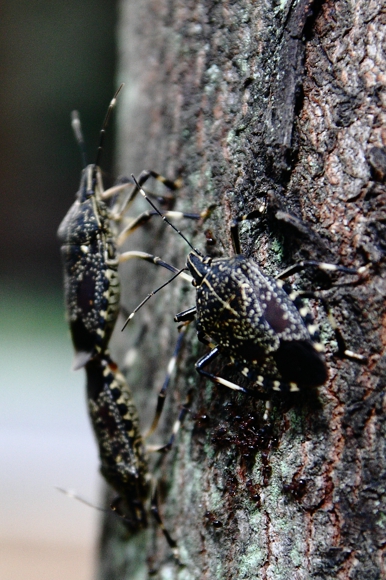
[0,1,119,578]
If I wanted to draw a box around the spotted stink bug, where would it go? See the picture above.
[58,88,194,553]
[58,86,198,370]
[85,351,182,555]
[57,86,125,369]
[86,351,150,530]
[125,176,367,429]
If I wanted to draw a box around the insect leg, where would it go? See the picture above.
[174,306,197,323]
[147,391,201,560]
[276,260,367,280]
[145,326,189,439]
[117,209,201,246]
[147,389,194,454]
[137,169,182,191]
[119,249,187,276]
[156,389,194,452]
[196,339,298,396]
[113,170,183,222]
[195,347,254,394]
[230,209,266,255]
[274,260,368,361]
[150,487,179,562]
[288,289,367,363]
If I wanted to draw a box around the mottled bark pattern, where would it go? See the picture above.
[97,0,386,578]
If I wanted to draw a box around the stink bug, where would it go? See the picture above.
[57,87,195,554]
[86,351,150,530]
[125,176,367,429]
[58,86,198,370]
[58,85,124,369]
[86,351,181,557]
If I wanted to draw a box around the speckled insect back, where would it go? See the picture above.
[58,86,200,370]
[125,176,367,426]
[189,253,327,392]
[58,88,199,554]
[86,352,150,530]
[58,85,124,370]
[58,165,121,369]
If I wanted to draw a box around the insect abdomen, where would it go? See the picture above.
[86,353,149,531]
[195,255,327,389]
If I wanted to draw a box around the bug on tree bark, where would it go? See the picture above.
[57,87,193,555]
[86,351,150,530]
[85,351,181,560]
[58,86,198,370]
[125,175,367,429]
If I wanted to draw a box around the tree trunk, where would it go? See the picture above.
[97,0,386,578]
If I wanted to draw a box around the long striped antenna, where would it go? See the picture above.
[131,174,202,256]
[71,83,125,171]
[95,83,125,168]
[71,110,88,169]
[121,267,188,330]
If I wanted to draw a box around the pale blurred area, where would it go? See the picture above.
[0,284,102,580]
[0,0,118,578]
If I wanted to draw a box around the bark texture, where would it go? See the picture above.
[97,0,386,578]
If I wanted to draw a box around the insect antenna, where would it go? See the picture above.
[131,174,202,256]
[71,84,125,179]
[56,486,111,514]
[56,487,145,530]
[122,267,188,330]
[71,110,88,169]
[95,83,125,169]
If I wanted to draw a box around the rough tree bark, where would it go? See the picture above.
[97,0,386,578]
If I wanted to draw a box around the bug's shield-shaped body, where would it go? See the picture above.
[86,352,150,531]
[58,165,120,369]
[189,254,328,390]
